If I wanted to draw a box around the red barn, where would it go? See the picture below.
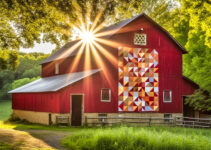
[9,13,198,125]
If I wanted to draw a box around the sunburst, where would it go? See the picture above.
[47,9,126,88]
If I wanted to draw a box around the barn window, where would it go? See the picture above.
[55,63,59,74]
[163,90,172,103]
[101,88,111,102]
[134,33,147,45]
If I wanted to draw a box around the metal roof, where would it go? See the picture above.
[9,69,101,93]
[41,13,187,64]
[41,40,80,64]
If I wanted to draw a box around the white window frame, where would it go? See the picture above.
[163,90,172,103]
[101,88,111,102]
[55,63,59,75]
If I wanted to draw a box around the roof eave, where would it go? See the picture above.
[182,76,199,88]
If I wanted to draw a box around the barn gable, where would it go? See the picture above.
[41,13,187,65]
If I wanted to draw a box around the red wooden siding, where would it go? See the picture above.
[12,92,60,113]
[13,15,197,114]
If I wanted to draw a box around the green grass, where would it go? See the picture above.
[0,119,82,131]
[62,126,211,150]
[0,100,12,121]
[0,141,16,150]
[1,100,211,150]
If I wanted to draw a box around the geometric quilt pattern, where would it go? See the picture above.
[118,47,159,112]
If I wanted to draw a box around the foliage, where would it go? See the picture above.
[0,49,19,70]
[185,89,211,112]
[0,100,12,121]
[0,52,48,99]
[62,126,211,150]
[11,77,40,90]
[181,0,211,93]
[156,0,211,93]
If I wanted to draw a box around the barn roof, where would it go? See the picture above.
[182,76,199,88]
[9,69,100,93]
[41,40,80,64]
[41,13,187,64]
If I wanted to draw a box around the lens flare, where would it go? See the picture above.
[46,9,123,90]
[79,31,95,43]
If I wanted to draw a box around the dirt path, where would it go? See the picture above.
[0,129,71,150]
[23,129,71,150]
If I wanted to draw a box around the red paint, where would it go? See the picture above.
[12,92,60,113]
[12,15,197,114]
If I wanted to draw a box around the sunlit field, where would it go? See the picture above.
[62,126,211,150]
[1,100,211,150]
[0,100,12,121]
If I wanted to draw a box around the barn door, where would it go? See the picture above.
[71,95,83,126]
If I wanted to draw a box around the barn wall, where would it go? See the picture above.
[42,53,99,78]
[111,17,184,113]
[12,92,60,113]
[181,78,197,96]
[13,109,69,125]
[39,16,197,114]
[59,71,118,113]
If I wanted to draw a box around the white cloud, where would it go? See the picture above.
[20,42,56,54]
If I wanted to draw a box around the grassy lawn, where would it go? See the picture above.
[0,141,16,150]
[0,100,12,121]
[1,120,211,150]
[62,126,211,150]
[1,101,211,150]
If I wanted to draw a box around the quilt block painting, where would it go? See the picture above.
[118,47,159,112]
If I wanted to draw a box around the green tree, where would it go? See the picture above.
[0,50,19,70]
[185,89,211,112]
[150,0,211,93]
[178,0,211,92]
[0,52,48,99]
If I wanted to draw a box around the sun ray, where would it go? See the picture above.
[90,10,104,33]
[84,43,91,70]
[89,43,116,91]
[94,37,129,49]
[92,41,117,65]
[58,40,83,59]
[43,40,83,73]
[70,42,86,73]
[94,24,136,38]
[92,22,105,34]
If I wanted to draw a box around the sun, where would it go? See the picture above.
[79,31,95,44]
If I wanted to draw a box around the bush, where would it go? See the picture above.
[11,77,40,89]
[185,89,211,112]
